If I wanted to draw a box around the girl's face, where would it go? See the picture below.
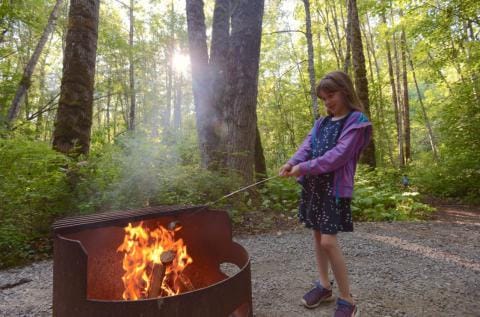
[318,90,350,116]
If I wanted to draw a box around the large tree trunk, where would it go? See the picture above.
[128,0,136,131]
[224,0,265,183]
[186,0,264,180]
[348,0,376,167]
[7,0,63,124]
[186,0,221,170]
[209,0,231,167]
[400,28,411,163]
[302,0,318,119]
[52,0,100,156]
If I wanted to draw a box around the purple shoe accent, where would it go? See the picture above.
[334,298,359,317]
[301,281,335,308]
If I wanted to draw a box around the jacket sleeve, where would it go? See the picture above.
[297,127,367,175]
[287,126,313,166]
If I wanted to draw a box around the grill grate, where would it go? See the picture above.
[52,205,203,234]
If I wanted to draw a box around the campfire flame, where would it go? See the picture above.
[117,222,193,300]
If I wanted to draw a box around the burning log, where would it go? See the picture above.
[178,274,194,292]
[147,250,176,298]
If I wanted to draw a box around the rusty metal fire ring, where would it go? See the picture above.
[52,206,253,317]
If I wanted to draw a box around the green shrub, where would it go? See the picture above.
[258,176,300,212]
[352,166,435,221]
[411,83,480,204]
[411,153,480,204]
[0,138,71,268]
[257,165,435,222]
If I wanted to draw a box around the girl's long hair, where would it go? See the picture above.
[316,71,364,115]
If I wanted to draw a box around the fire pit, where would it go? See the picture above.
[52,205,252,317]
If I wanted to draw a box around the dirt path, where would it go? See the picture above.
[246,220,479,316]
[430,204,480,224]
[1,206,479,317]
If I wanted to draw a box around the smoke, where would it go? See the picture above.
[76,131,242,212]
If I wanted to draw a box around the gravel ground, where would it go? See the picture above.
[1,208,479,317]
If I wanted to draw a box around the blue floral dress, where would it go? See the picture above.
[298,115,353,234]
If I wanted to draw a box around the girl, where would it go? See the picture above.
[279,71,372,317]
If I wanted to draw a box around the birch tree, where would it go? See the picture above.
[6,0,63,125]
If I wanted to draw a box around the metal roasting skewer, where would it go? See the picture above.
[178,174,282,219]
[167,172,308,223]
[206,175,280,206]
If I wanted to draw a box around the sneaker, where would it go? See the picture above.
[301,281,334,308]
[334,298,359,317]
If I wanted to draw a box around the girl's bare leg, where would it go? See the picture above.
[320,234,354,304]
[313,230,331,289]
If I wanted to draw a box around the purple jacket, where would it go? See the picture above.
[287,111,372,198]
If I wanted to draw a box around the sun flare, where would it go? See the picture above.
[172,52,190,75]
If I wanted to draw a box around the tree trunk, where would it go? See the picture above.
[224,0,265,183]
[365,13,394,165]
[461,21,480,104]
[409,55,439,160]
[52,0,100,156]
[7,0,63,124]
[186,0,264,181]
[150,52,159,137]
[186,0,221,170]
[128,0,136,131]
[106,74,112,143]
[400,28,411,163]
[163,3,175,141]
[163,57,172,139]
[173,73,182,132]
[113,93,118,137]
[392,31,405,166]
[302,0,318,119]
[209,0,230,166]
[35,57,47,139]
[186,0,219,168]
[348,0,375,167]
[316,6,340,69]
[254,124,267,182]
[330,1,344,64]
[343,0,352,73]
[361,21,383,165]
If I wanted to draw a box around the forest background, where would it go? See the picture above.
[0,0,478,268]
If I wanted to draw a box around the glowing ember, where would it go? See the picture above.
[117,222,193,300]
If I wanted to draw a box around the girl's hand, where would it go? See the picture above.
[279,163,292,177]
[286,165,301,177]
